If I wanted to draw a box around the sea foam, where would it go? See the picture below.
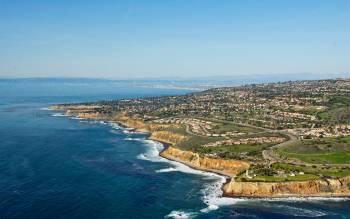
[165,210,198,219]
[134,137,245,214]
[40,107,53,111]
[52,113,67,117]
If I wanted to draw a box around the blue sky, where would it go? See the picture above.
[0,0,349,78]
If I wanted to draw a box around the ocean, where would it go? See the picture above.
[0,81,349,219]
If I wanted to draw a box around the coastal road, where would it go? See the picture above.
[262,131,297,164]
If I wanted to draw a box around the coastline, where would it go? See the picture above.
[112,123,350,199]
[50,106,350,199]
[114,119,234,179]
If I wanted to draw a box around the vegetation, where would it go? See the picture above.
[278,136,350,164]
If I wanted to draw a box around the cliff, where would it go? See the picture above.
[160,146,250,176]
[115,115,148,132]
[223,176,350,197]
[150,131,188,144]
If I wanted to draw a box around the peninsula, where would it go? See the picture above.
[52,79,350,198]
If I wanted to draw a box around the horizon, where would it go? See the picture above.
[1,0,349,78]
[0,72,349,81]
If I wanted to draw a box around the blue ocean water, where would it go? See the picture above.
[0,81,349,219]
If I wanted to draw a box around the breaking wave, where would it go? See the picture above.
[165,210,198,219]
[52,113,67,117]
[40,107,53,111]
[155,167,177,173]
[134,137,245,214]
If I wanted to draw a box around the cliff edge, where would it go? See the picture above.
[223,176,350,198]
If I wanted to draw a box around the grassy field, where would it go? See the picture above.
[277,136,350,164]
[195,142,275,160]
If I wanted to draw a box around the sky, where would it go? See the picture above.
[0,0,349,79]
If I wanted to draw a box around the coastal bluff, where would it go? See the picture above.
[50,104,350,198]
[223,176,350,198]
[160,146,249,176]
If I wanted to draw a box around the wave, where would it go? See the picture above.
[123,129,146,134]
[155,167,177,173]
[134,138,245,214]
[52,113,67,117]
[124,137,146,141]
[108,122,122,130]
[40,107,53,111]
[108,129,118,133]
[200,175,244,213]
[263,204,327,217]
[71,116,83,120]
[165,210,198,219]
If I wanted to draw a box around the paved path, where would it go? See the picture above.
[262,131,297,164]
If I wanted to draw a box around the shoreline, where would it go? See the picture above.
[49,106,350,199]
[115,123,350,199]
[115,120,233,178]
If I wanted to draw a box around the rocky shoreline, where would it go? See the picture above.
[51,105,350,198]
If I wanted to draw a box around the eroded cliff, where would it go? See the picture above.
[160,146,250,176]
[223,176,350,197]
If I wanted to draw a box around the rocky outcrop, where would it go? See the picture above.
[161,146,250,176]
[119,118,147,131]
[223,176,350,197]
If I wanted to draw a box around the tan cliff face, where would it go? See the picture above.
[110,113,149,132]
[161,146,250,176]
[147,124,174,131]
[223,176,350,197]
[150,131,188,145]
